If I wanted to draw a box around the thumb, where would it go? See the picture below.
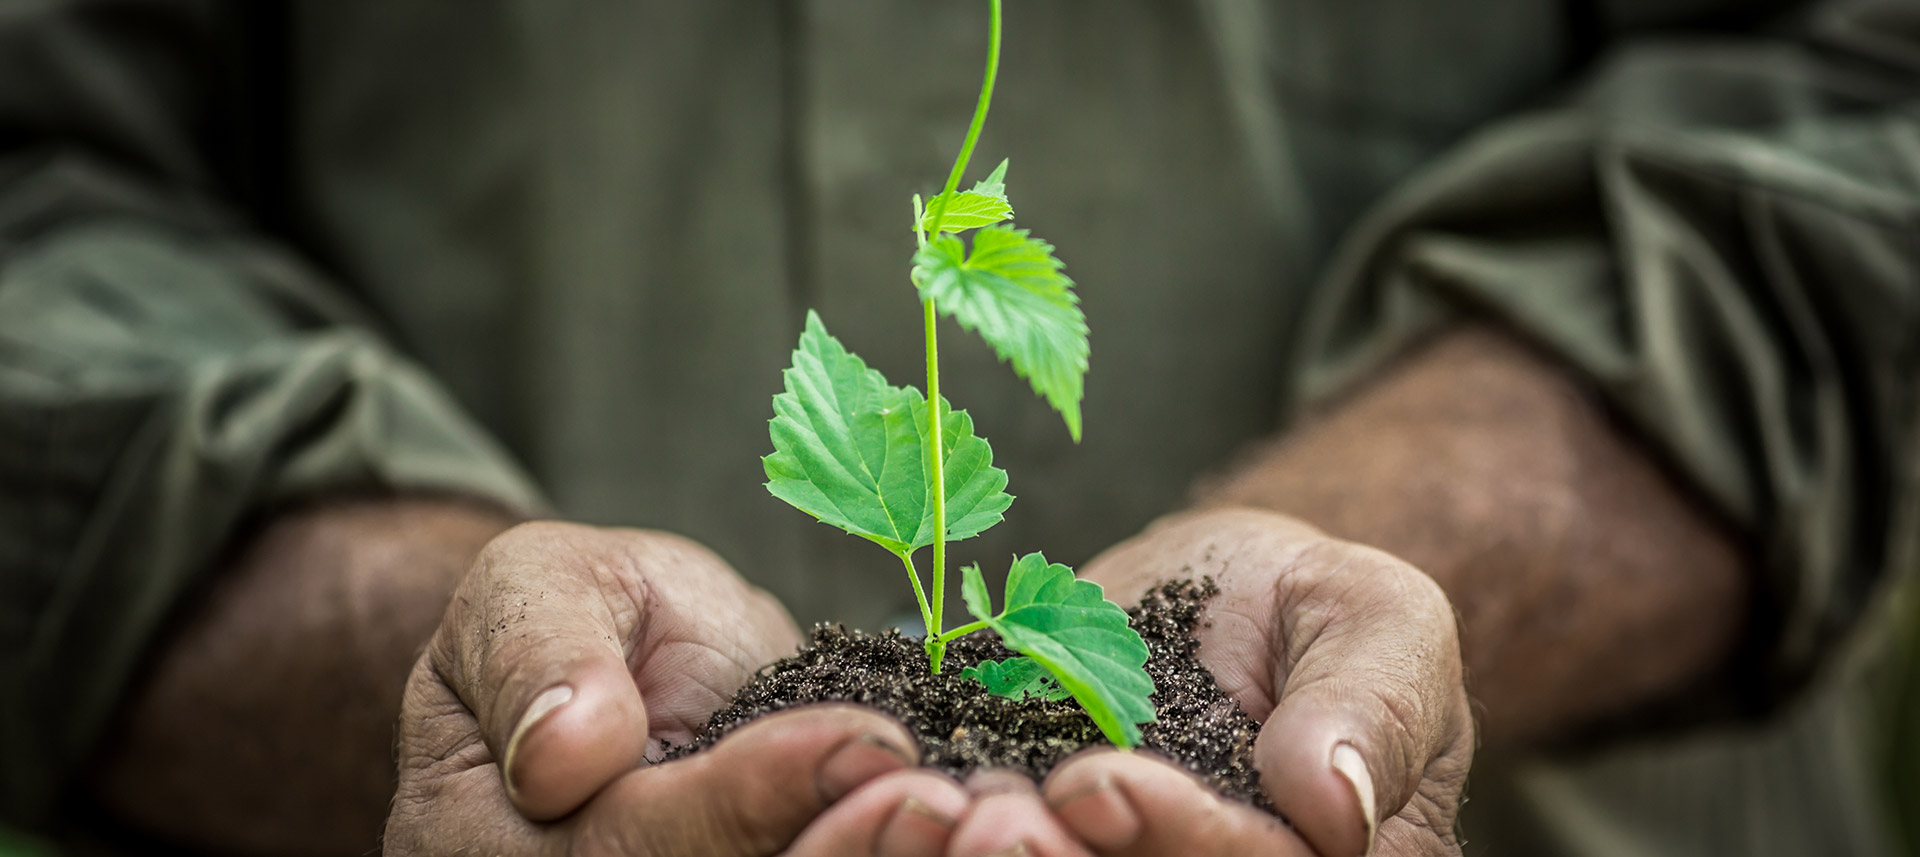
[1253,541,1472,857]
[430,521,652,820]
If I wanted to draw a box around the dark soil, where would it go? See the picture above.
[666,578,1271,810]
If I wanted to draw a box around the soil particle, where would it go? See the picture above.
[667,578,1271,809]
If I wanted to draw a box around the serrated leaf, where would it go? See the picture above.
[923,403,1012,545]
[919,190,1014,234]
[961,656,1071,701]
[917,161,1013,235]
[962,554,1156,746]
[911,226,1088,441]
[764,312,1012,556]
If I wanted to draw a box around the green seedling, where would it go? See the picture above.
[762,0,1156,747]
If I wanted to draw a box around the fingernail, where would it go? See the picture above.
[875,796,957,857]
[1331,742,1377,856]
[503,685,573,797]
[1050,775,1142,850]
[982,845,1031,857]
[818,733,914,803]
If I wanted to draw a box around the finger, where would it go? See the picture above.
[1253,541,1472,857]
[430,521,652,820]
[387,655,545,855]
[779,770,968,857]
[946,770,1096,857]
[572,704,923,857]
[1042,750,1312,857]
[615,530,804,740]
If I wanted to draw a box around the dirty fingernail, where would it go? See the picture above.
[1051,775,1141,850]
[875,796,957,857]
[1331,742,1377,855]
[819,733,914,802]
[503,684,573,797]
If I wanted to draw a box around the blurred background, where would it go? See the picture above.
[1,1,1915,855]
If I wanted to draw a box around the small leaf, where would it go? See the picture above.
[764,312,1012,556]
[972,158,1009,200]
[919,191,1014,234]
[963,552,1156,747]
[911,227,1088,441]
[961,563,993,621]
[916,159,1014,235]
[962,656,1071,701]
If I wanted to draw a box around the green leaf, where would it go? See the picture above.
[961,562,994,622]
[961,656,1071,701]
[919,191,1013,234]
[764,312,1013,556]
[911,226,1088,441]
[971,158,1009,200]
[917,159,1014,235]
[962,554,1156,747]
[924,403,1012,545]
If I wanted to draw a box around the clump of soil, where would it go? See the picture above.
[667,578,1271,809]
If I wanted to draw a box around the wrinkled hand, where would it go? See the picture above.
[384,522,969,857]
[940,508,1473,857]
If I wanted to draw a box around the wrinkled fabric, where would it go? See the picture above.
[0,196,546,824]
[0,0,1914,854]
[1291,4,1920,850]
[0,5,546,820]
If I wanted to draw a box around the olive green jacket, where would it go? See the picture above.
[1,1,1915,854]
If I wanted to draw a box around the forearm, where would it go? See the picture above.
[1201,325,1751,747]
[84,496,517,856]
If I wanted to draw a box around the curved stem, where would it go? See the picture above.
[922,0,1003,237]
[899,552,935,642]
[922,0,1003,675]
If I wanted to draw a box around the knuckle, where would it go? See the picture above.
[486,519,591,555]
[396,656,482,767]
[625,528,725,566]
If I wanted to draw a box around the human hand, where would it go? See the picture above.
[384,521,970,856]
[938,507,1473,857]
[1069,508,1473,856]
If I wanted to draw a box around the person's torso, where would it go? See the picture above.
[278,0,1570,627]
[235,3,1911,854]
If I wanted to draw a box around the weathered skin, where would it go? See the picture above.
[91,327,1743,857]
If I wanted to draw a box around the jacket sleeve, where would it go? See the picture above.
[1288,0,1920,716]
[0,0,546,823]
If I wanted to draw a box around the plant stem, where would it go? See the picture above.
[899,552,936,645]
[923,297,948,671]
[934,620,991,646]
[923,0,1003,236]
[921,0,1003,675]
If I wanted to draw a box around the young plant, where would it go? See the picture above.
[761,0,1157,747]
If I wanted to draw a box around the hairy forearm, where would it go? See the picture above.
[1201,326,1751,747]
[85,496,517,856]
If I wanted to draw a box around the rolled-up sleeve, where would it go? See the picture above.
[1288,0,1920,713]
[0,2,544,823]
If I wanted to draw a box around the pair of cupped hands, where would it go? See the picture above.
[384,507,1474,857]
